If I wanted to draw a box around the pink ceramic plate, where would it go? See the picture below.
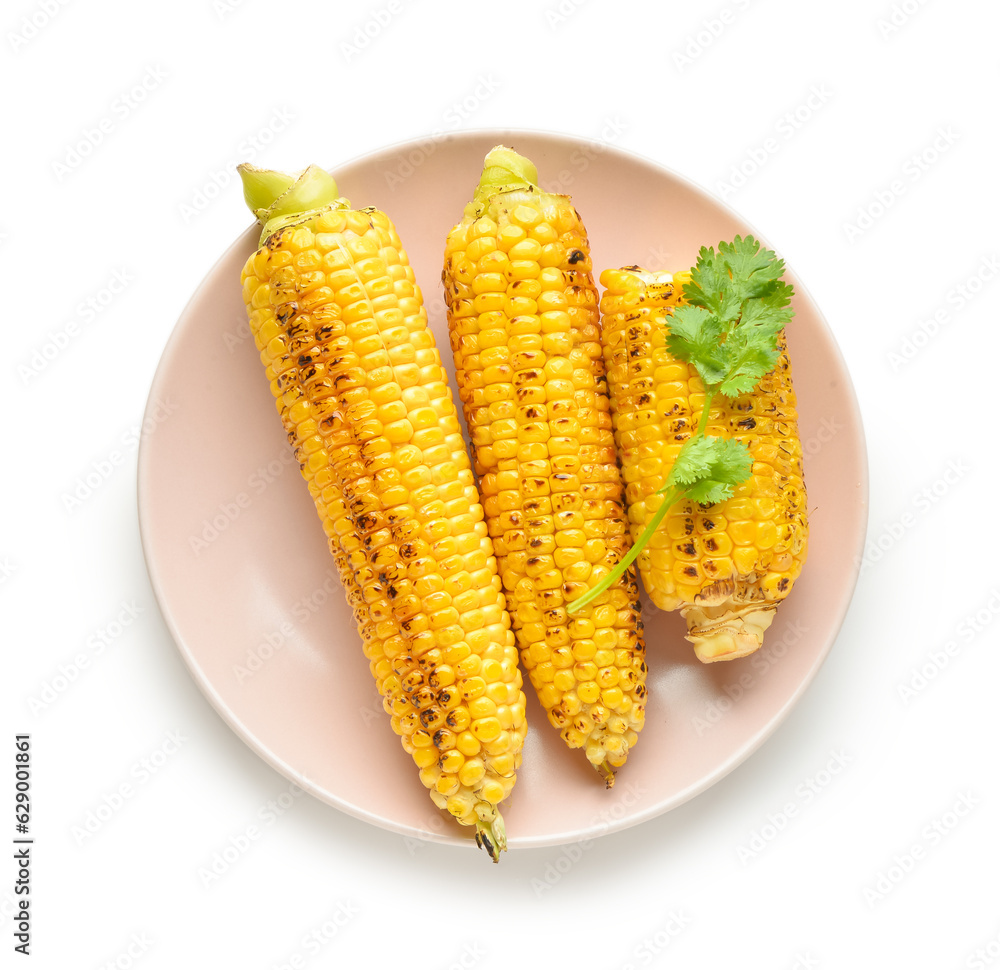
[138,130,867,851]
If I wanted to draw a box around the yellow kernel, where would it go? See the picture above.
[601,687,625,709]
[458,672,486,700]
[413,747,437,769]
[435,773,460,796]
[458,758,486,787]
[508,238,543,260]
[480,779,506,804]
[489,752,516,777]
[553,668,576,693]
[469,697,496,719]
[537,683,560,708]
[472,216,498,238]
[511,204,541,228]
[734,546,759,574]
[497,224,527,250]
[439,749,464,774]
[456,731,480,756]
[446,791,476,820]
[466,237,497,262]
[472,717,501,743]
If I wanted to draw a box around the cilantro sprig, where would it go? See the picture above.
[567,235,794,614]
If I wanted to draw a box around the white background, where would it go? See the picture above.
[4,0,999,966]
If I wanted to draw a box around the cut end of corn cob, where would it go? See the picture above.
[599,265,808,662]
[681,577,777,662]
[442,147,648,781]
[239,163,527,861]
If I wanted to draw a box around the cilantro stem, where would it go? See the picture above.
[566,383,720,616]
[694,385,719,438]
[567,485,683,614]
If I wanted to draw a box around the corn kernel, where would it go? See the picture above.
[472,717,501,743]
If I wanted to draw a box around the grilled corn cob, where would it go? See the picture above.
[600,266,808,663]
[442,147,647,783]
[238,164,527,859]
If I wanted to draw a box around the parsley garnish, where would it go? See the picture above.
[567,235,794,614]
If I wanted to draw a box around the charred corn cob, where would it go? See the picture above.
[600,264,808,663]
[442,147,647,782]
[238,164,527,859]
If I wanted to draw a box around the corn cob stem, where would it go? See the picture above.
[238,162,347,245]
[474,814,506,863]
[471,146,539,207]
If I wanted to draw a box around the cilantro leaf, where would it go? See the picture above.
[664,305,728,389]
[683,245,741,323]
[716,235,787,301]
[665,436,752,505]
[662,436,720,487]
[665,234,794,399]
